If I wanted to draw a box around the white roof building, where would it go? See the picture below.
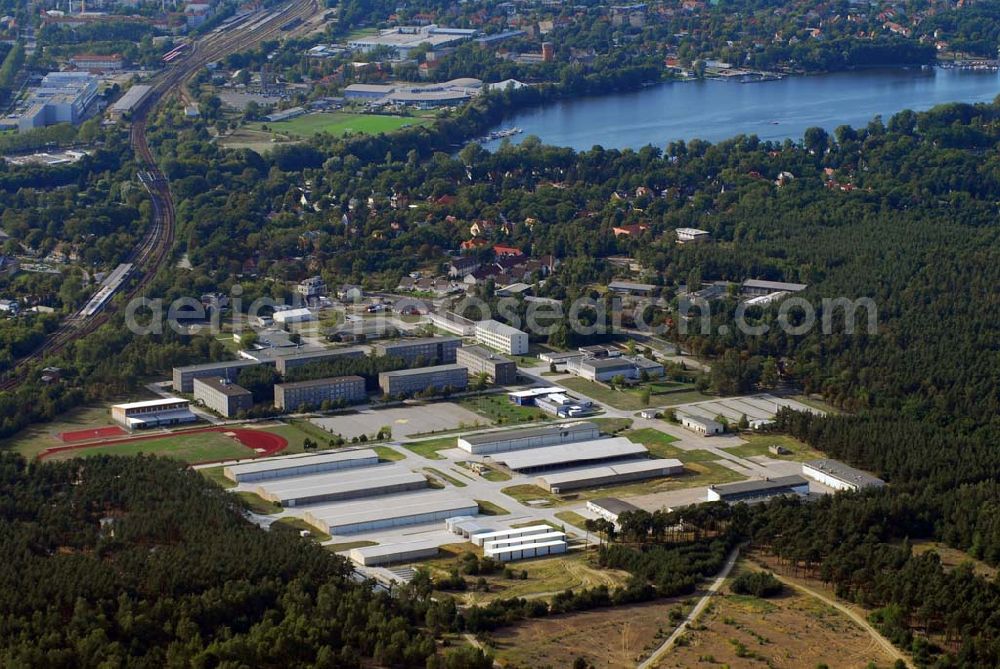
[492,436,648,472]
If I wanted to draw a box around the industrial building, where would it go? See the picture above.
[534,392,592,418]
[344,83,396,100]
[345,25,477,59]
[508,386,568,405]
[566,355,664,382]
[302,490,478,534]
[349,539,441,566]
[676,227,711,243]
[741,279,808,297]
[110,398,197,430]
[273,307,315,325]
[491,436,648,473]
[445,515,491,538]
[802,459,885,492]
[254,467,427,507]
[273,375,366,411]
[485,538,567,562]
[706,475,810,504]
[607,280,657,296]
[374,336,461,364]
[475,319,529,355]
[274,347,366,374]
[470,524,552,547]
[457,421,599,455]
[223,448,379,483]
[587,498,640,527]
[678,412,725,436]
[18,72,99,132]
[483,531,566,551]
[69,53,124,71]
[537,458,683,493]
[192,377,253,418]
[456,345,517,385]
[379,364,468,397]
[173,359,271,393]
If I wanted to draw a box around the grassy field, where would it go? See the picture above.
[44,431,254,464]
[251,112,432,138]
[721,433,825,462]
[591,417,633,434]
[912,540,997,579]
[425,467,467,488]
[624,428,718,462]
[374,445,406,461]
[457,461,511,482]
[789,394,842,415]
[199,465,237,489]
[402,436,455,460]
[557,377,652,411]
[476,499,510,516]
[326,540,378,553]
[261,421,336,454]
[665,561,899,669]
[554,510,590,531]
[270,516,331,542]
[501,484,560,506]
[5,399,156,459]
[236,491,281,515]
[459,394,549,425]
[656,389,721,406]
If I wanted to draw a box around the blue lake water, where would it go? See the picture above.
[482,67,1000,150]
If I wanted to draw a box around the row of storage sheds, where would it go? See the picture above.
[537,458,684,493]
[457,421,599,455]
[470,524,553,547]
[349,539,442,567]
[224,448,378,483]
[254,465,427,507]
[303,490,478,535]
[446,515,491,538]
[490,436,648,472]
[485,539,568,562]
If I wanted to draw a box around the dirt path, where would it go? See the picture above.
[770,572,911,668]
[637,545,741,669]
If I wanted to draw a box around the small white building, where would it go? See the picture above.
[475,319,529,355]
[272,307,315,325]
[586,497,640,526]
[678,412,724,436]
[801,459,886,493]
[110,398,197,430]
[676,227,711,243]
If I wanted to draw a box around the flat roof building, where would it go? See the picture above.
[456,345,517,385]
[566,355,663,382]
[302,490,478,534]
[274,375,366,411]
[110,397,197,430]
[802,459,885,493]
[484,538,567,562]
[254,466,427,507]
[676,227,711,243]
[458,421,599,455]
[344,83,396,100]
[274,347,366,374]
[470,524,552,547]
[492,436,648,473]
[587,497,640,526]
[706,475,809,504]
[537,458,683,493]
[223,448,379,483]
[678,412,725,436]
[349,539,441,566]
[427,311,476,336]
[192,377,253,418]
[173,359,272,393]
[608,280,657,296]
[475,319,529,355]
[19,72,99,132]
[379,363,468,398]
[346,25,476,59]
[374,336,461,365]
[109,84,152,121]
[741,279,808,296]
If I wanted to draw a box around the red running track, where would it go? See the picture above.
[39,427,288,464]
[60,426,126,443]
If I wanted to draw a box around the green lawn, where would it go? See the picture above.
[476,499,510,516]
[374,445,406,461]
[457,461,511,482]
[554,510,590,531]
[326,540,378,553]
[199,465,237,489]
[501,484,560,506]
[459,394,549,425]
[252,112,432,138]
[721,433,825,462]
[403,436,456,460]
[237,491,282,515]
[425,467,467,487]
[624,428,718,462]
[591,417,633,434]
[270,516,331,542]
[656,389,720,406]
[45,431,254,464]
[263,420,341,454]
[557,377,652,411]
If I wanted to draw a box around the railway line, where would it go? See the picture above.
[0,0,318,391]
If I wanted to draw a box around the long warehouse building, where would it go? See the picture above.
[254,466,427,507]
[349,539,442,566]
[537,458,684,493]
[458,421,600,455]
[485,539,567,562]
[274,347,367,374]
[303,491,478,535]
[223,449,379,483]
[173,359,272,393]
[471,524,553,547]
[379,364,468,397]
[491,436,648,473]
[706,475,810,504]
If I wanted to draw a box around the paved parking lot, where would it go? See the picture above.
[311,402,485,439]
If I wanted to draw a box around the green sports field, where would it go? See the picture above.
[44,432,255,464]
[252,112,433,138]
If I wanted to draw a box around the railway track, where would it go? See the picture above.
[0,0,317,391]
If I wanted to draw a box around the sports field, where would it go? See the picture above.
[252,112,433,138]
[40,428,288,464]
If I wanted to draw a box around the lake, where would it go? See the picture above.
[482,67,1000,151]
